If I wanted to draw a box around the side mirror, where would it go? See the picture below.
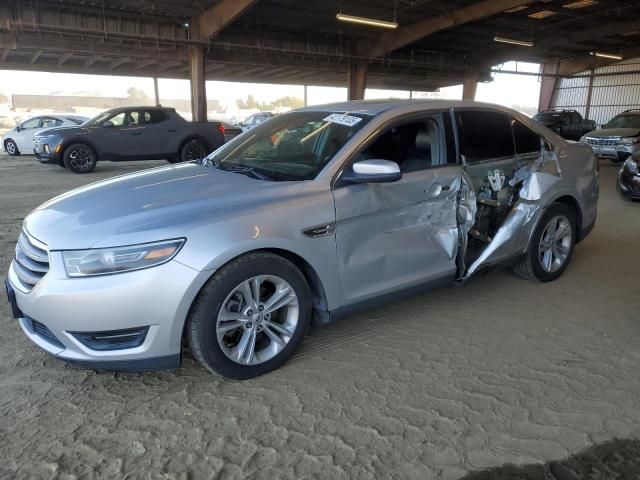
[15,125,21,132]
[342,159,402,184]
[102,121,114,128]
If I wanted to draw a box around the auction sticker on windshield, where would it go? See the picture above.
[323,113,363,127]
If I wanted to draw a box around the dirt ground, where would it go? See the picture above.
[1,155,639,480]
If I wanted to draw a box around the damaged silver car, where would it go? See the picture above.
[6,100,599,379]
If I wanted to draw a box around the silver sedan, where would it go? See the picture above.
[6,100,599,379]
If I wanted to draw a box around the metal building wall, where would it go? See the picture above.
[551,57,640,126]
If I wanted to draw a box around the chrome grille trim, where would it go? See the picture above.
[12,231,50,292]
[585,136,621,147]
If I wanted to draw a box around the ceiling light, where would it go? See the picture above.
[592,51,623,60]
[528,10,557,19]
[563,0,597,9]
[336,13,398,29]
[494,36,534,47]
[505,6,528,13]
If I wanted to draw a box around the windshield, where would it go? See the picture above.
[205,111,373,181]
[534,112,563,123]
[83,111,117,127]
[604,113,640,129]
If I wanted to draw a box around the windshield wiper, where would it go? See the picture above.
[223,165,272,181]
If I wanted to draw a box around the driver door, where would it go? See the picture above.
[332,114,462,306]
[14,117,42,152]
[95,110,146,158]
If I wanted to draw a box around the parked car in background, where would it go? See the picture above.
[215,121,243,142]
[580,109,640,162]
[5,100,598,379]
[2,114,89,156]
[238,112,274,131]
[533,109,596,141]
[33,106,229,173]
[617,152,640,201]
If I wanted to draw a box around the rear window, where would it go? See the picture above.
[66,117,85,125]
[455,110,515,163]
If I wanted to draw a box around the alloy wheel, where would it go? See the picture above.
[216,275,299,365]
[538,215,572,273]
[6,141,16,155]
[68,148,92,170]
[185,141,207,161]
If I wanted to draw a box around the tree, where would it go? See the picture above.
[126,87,150,103]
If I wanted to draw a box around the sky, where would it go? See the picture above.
[0,61,541,112]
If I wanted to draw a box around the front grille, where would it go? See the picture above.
[13,231,49,292]
[585,136,620,147]
[28,317,65,349]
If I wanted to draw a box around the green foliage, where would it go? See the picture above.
[236,95,304,111]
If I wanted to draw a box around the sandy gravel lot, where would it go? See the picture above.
[1,155,639,479]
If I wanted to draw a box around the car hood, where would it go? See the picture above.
[35,126,91,137]
[24,163,304,250]
[585,128,640,138]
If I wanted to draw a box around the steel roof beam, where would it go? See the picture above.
[360,0,531,58]
[196,0,257,40]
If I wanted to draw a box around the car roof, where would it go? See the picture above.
[296,98,519,116]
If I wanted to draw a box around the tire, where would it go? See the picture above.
[179,138,210,163]
[188,253,312,379]
[513,203,577,282]
[63,143,97,173]
[4,139,19,156]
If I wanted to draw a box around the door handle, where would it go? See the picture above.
[168,129,177,133]
[130,132,142,136]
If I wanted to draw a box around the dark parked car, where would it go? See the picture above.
[617,152,640,201]
[533,110,596,141]
[33,106,232,173]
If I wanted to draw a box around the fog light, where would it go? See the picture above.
[71,326,149,351]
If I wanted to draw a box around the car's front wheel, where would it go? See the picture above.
[513,203,576,282]
[63,143,97,173]
[4,139,19,156]
[188,253,311,379]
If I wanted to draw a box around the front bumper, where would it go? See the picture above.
[618,169,640,200]
[589,143,639,162]
[33,137,62,163]
[7,254,211,371]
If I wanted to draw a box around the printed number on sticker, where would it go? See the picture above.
[323,113,363,127]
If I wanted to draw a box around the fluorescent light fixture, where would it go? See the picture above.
[494,36,534,47]
[592,51,623,60]
[528,10,557,19]
[563,0,597,9]
[336,13,398,29]
[505,6,528,13]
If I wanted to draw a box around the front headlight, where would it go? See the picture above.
[624,158,639,176]
[62,239,185,277]
[579,135,586,144]
[618,136,640,145]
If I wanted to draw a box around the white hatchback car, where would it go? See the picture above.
[2,114,88,156]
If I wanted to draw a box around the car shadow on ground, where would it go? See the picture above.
[459,438,640,479]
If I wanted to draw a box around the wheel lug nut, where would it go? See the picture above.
[259,305,264,311]
[246,322,252,329]
[257,325,263,331]
[247,310,253,316]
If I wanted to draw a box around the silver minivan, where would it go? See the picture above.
[6,100,599,379]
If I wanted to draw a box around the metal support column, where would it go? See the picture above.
[538,62,558,112]
[462,72,479,101]
[585,69,595,120]
[304,85,308,106]
[153,77,160,106]
[347,59,368,101]
[189,46,207,121]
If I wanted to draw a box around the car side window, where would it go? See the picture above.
[455,110,515,163]
[143,110,166,124]
[108,111,140,127]
[512,119,542,155]
[40,117,62,128]
[21,118,41,130]
[357,118,440,173]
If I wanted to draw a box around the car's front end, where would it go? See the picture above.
[6,226,213,370]
[33,131,64,163]
[617,154,640,201]
[581,112,640,162]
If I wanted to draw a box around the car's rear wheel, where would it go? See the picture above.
[180,139,209,163]
[513,203,576,282]
[4,139,19,156]
[188,253,311,379]
[63,143,97,173]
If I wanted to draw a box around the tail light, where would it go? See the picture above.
[217,124,226,135]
